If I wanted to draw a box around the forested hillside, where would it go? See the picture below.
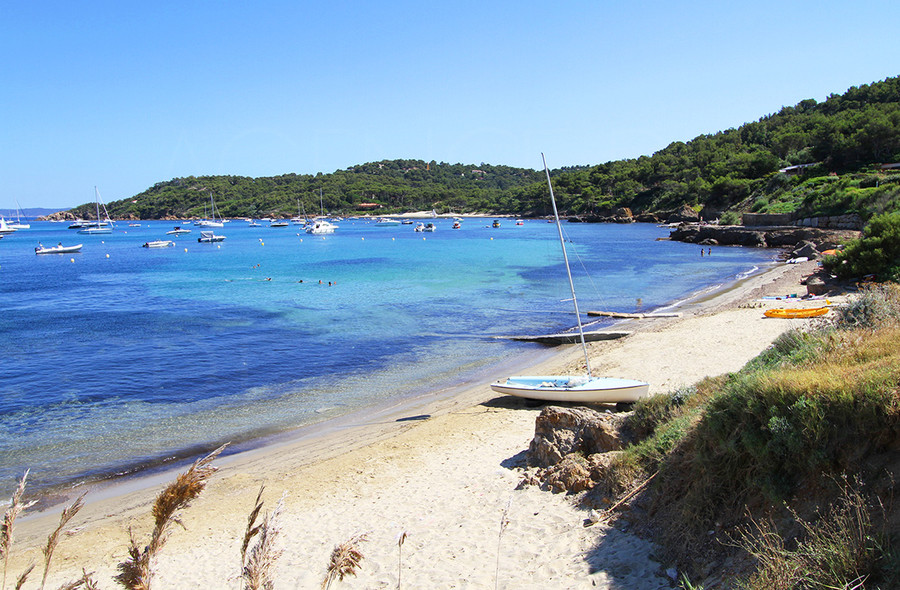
[69,76,900,221]
[514,75,900,221]
[74,162,543,220]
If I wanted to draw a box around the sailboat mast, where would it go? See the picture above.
[542,153,592,377]
[94,186,101,222]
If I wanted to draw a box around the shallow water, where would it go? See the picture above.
[0,218,774,495]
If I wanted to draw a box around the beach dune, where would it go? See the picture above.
[9,260,823,589]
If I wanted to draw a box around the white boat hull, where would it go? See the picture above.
[36,244,83,254]
[490,376,650,403]
[198,230,225,243]
[142,240,175,248]
[305,221,337,234]
[77,226,112,234]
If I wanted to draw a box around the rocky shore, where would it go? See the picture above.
[667,223,860,250]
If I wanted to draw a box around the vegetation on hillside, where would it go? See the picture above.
[532,76,900,220]
[72,162,543,220]
[824,211,900,281]
[69,76,900,222]
[615,284,900,588]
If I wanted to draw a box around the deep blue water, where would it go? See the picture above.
[0,218,775,495]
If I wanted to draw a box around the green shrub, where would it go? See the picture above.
[824,211,900,280]
[718,211,741,225]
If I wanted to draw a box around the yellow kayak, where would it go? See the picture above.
[764,307,829,319]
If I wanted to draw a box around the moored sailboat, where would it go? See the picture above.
[77,187,114,234]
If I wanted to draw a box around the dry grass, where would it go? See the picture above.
[2,471,33,590]
[396,531,408,590]
[240,487,284,590]
[734,478,892,589]
[40,493,85,590]
[115,444,226,590]
[322,533,368,590]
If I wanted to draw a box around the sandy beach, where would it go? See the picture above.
[9,259,831,589]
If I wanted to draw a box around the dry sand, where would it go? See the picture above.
[9,260,834,589]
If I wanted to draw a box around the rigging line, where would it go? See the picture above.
[557,223,607,309]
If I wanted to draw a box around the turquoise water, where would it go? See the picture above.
[0,219,775,495]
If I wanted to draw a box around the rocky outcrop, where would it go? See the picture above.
[669,225,766,247]
[568,207,636,224]
[666,204,700,224]
[521,406,635,494]
[805,276,828,296]
[790,240,821,260]
[526,406,629,468]
[39,211,78,221]
[669,224,860,249]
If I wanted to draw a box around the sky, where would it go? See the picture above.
[2,1,898,211]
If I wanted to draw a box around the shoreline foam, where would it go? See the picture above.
[11,259,826,588]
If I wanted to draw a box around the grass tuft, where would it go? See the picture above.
[240,491,284,590]
[322,533,367,589]
[115,444,226,590]
[735,478,897,589]
[40,492,86,590]
[2,470,34,590]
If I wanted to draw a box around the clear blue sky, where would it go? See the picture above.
[2,0,898,210]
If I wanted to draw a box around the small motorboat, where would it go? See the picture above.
[269,220,289,227]
[422,222,436,232]
[764,307,829,319]
[166,226,191,235]
[452,221,461,229]
[197,230,226,243]
[414,222,425,232]
[142,240,175,248]
[492,220,501,228]
[35,243,83,254]
[305,219,338,234]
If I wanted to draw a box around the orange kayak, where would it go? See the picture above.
[764,307,829,319]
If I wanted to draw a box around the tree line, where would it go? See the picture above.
[72,76,900,222]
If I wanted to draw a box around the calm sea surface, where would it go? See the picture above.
[0,218,775,496]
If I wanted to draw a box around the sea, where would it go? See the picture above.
[0,218,776,498]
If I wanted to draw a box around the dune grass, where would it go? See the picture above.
[615,284,900,587]
[115,444,226,590]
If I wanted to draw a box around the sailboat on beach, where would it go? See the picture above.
[490,154,650,403]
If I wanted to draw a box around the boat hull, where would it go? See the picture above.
[764,307,829,319]
[490,376,650,403]
[35,244,83,254]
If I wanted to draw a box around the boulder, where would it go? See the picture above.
[541,455,594,493]
[791,240,821,260]
[806,276,828,296]
[527,406,627,468]
[666,205,700,224]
